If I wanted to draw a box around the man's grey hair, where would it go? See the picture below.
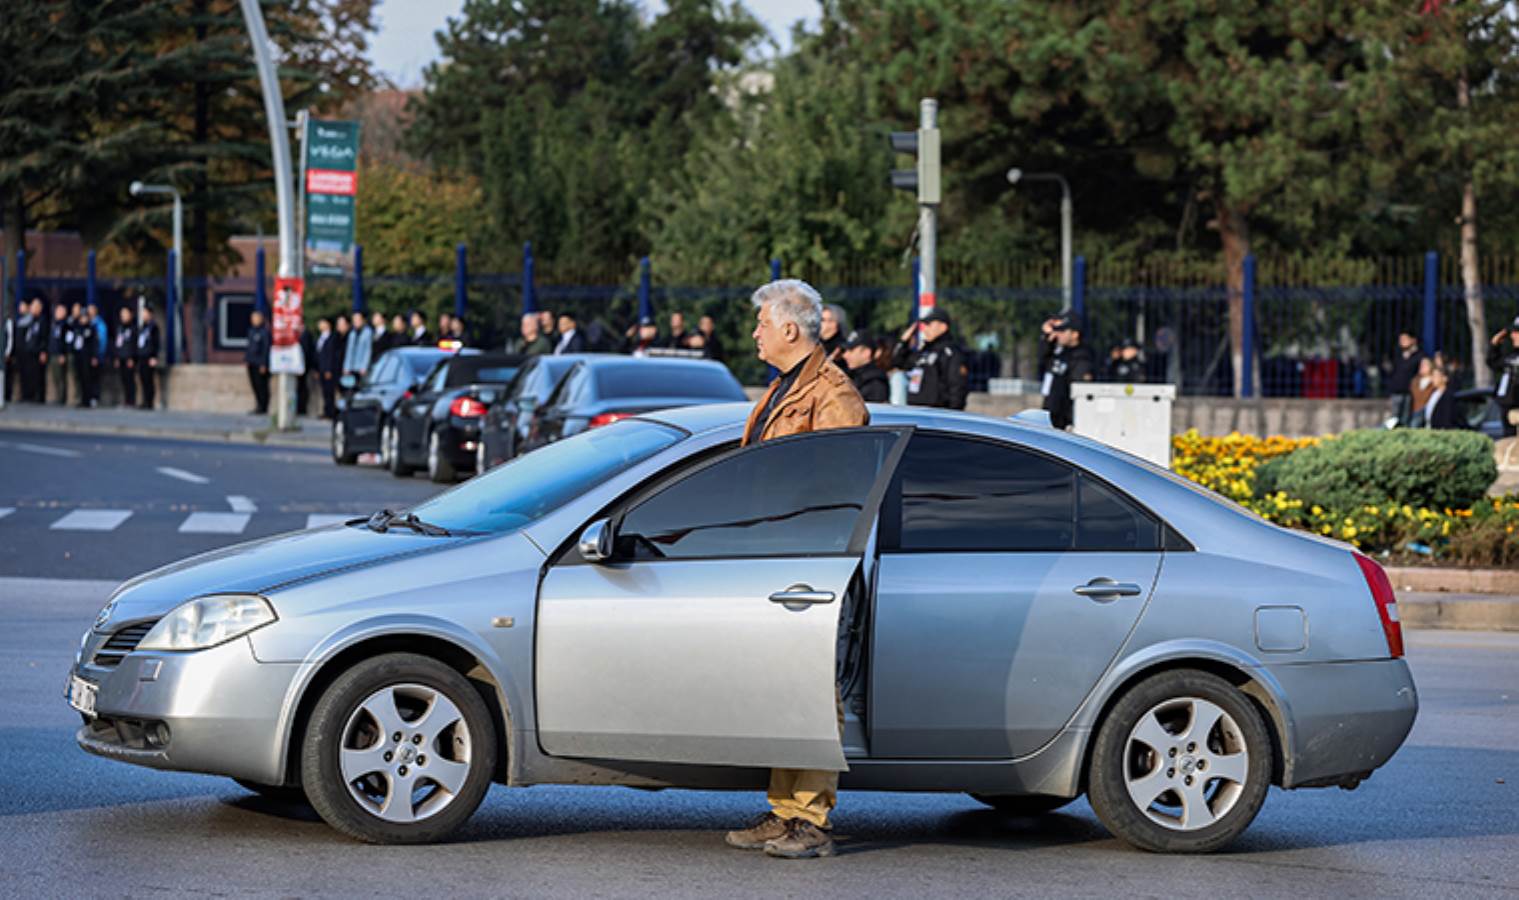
[751,279,823,343]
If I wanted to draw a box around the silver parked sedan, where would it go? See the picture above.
[67,405,1417,851]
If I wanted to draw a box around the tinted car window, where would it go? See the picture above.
[889,434,1074,552]
[410,420,682,533]
[618,430,897,560]
[594,363,746,401]
[446,357,520,387]
[1077,475,1161,551]
[364,356,397,387]
[403,352,446,380]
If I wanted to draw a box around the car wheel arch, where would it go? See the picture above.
[1075,649,1292,794]
[278,631,515,789]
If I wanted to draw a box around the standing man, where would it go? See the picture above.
[666,311,690,349]
[697,314,724,362]
[890,309,967,409]
[343,311,372,377]
[1489,317,1519,436]
[82,303,107,407]
[113,305,137,408]
[408,310,432,346]
[819,304,847,361]
[297,321,317,417]
[135,303,160,409]
[1039,313,1095,430]
[553,311,587,354]
[1106,337,1146,384]
[369,311,394,360]
[23,298,47,401]
[47,303,71,405]
[1387,329,1424,426]
[315,317,341,419]
[518,313,552,356]
[724,279,866,861]
[245,309,271,415]
[623,316,659,356]
[839,330,889,402]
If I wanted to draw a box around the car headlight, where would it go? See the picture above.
[137,594,277,651]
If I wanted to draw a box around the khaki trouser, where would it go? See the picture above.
[48,357,70,404]
[767,691,845,828]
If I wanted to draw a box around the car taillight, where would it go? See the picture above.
[1354,553,1403,658]
[451,397,487,418]
[588,412,632,428]
[401,390,413,401]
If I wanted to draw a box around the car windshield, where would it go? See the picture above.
[408,419,683,533]
[405,353,447,379]
[594,364,745,400]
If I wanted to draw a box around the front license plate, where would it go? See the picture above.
[68,675,98,718]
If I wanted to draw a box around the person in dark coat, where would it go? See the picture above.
[18,298,46,402]
[839,329,890,402]
[1106,337,1146,383]
[135,304,161,409]
[1039,312,1096,430]
[697,314,724,362]
[553,311,588,354]
[1488,317,1519,436]
[245,309,272,414]
[315,317,342,419]
[890,308,968,409]
[113,305,136,408]
[1387,330,1424,425]
[79,303,107,407]
[47,303,71,405]
[408,310,433,347]
[296,322,317,416]
[1424,366,1458,429]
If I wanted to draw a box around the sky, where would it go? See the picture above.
[368,0,822,88]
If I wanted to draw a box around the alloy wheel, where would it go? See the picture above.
[338,683,472,825]
[1123,696,1249,831]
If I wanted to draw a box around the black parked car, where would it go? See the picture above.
[476,354,591,473]
[389,352,524,482]
[331,346,462,466]
[520,356,748,454]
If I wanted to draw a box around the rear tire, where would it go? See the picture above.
[386,423,414,477]
[300,653,497,844]
[331,420,357,465]
[970,793,1076,816]
[1087,669,1272,853]
[427,430,456,483]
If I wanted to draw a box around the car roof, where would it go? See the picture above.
[573,356,735,376]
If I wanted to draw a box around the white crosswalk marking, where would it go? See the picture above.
[157,467,210,485]
[0,508,13,521]
[51,510,133,531]
[305,514,350,529]
[178,512,250,534]
[227,495,258,513]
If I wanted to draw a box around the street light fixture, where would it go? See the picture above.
[1007,168,1073,309]
[129,180,183,328]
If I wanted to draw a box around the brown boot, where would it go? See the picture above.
[725,812,789,850]
[763,818,836,859]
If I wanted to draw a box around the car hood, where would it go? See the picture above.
[100,523,463,628]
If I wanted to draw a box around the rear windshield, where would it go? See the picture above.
[594,364,745,401]
[409,420,683,533]
[404,352,448,378]
[446,359,518,387]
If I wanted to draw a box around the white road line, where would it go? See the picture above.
[0,440,81,458]
[51,510,133,532]
[157,467,211,485]
[178,512,250,534]
[305,514,350,529]
[227,495,258,513]
[0,507,14,521]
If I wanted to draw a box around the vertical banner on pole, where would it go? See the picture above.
[1423,250,1439,357]
[523,242,537,314]
[301,118,361,277]
[1242,254,1257,399]
[255,245,267,313]
[454,243,468,320]
[15,250,26,315]
[166,251,179,366]
[269,277,305,374]
[638,257,653,321]
[352,244,364,313]
[1072,255,1087,322]
[86,251,97,311]
[770,259,781,281]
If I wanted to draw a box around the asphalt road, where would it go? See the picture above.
[0,429,438,579]
[2,431,1517,897]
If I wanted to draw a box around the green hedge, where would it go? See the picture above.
[1260,429,1497,511]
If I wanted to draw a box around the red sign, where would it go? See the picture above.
[306,169,357,196]
[271,277,305,347]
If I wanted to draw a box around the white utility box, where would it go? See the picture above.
[1071,382,1176,468]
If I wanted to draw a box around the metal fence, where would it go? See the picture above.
[7,246,1518,394]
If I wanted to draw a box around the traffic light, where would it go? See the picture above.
[888,125,940,204]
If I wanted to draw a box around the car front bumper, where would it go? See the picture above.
[71,635,299,785]
[1267,656,1418,788]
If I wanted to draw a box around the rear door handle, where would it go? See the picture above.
[1073,578,1143,599]
[769,584,836,607]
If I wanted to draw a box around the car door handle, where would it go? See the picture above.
[1072,578,1144,599]
[769,585,836,607]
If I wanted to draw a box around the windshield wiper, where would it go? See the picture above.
[365,508,452,537]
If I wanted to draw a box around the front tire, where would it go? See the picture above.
[1087,670,1272,853]
[331,419,357,465]
[300,653,497,844]
[386,422,414,477]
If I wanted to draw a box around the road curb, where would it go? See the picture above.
[0,414,325,448]
[1386,566,1519,595]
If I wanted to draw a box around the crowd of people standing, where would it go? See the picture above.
[2,296,161,409]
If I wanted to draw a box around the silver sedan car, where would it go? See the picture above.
[67,404,1417,851]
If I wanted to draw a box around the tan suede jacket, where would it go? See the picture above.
[742,345,869,446]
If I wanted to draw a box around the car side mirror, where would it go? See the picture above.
[339,374,357,391]
[578,519,615,564]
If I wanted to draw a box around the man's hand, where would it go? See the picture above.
[900,323,917,343]
[39,352,47,364]
[260,366,268,375]
[1495,329,1510,346]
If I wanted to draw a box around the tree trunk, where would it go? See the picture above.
[1458,70,1491,387]
[1216,200,1250,398]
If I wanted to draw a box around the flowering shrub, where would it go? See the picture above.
[1171,429,1519,566]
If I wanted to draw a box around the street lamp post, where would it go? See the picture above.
[129,180,183,332]
[1007,168,1072,310]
